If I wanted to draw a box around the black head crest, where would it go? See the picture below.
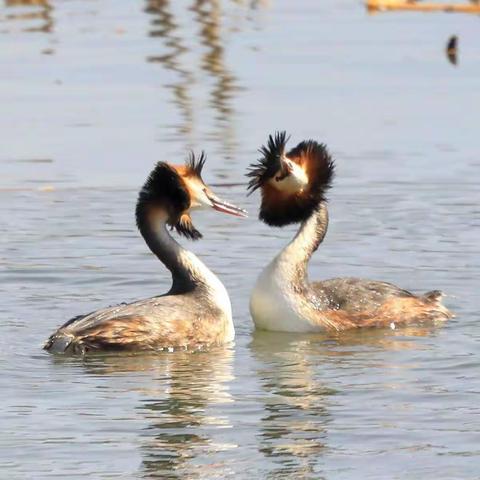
[246,131,290,195]
[248,134,335,227]
[185,151,206,179]
[136,161,203,240]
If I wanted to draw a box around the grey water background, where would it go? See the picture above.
[1,0,479,478]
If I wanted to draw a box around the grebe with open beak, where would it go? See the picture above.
[44,153,247,354]
[247,132,453,332]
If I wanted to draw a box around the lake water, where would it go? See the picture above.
[1,0,480,478]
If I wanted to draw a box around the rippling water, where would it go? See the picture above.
[1,0,480,478]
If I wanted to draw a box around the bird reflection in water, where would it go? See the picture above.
[250,332,332,478]
[78,348,235,479]
[144,0,256,157]
[249,324,442,478]
[4,0,54,34]
[145,0,195,144]
[191,0,240,155]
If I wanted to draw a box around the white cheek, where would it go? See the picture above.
[271,162,308,194]
[188,181,210,210]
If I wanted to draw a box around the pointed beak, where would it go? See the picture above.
[275,156,293,182]
[205,190,248,218]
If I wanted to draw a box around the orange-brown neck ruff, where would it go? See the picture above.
[259,141,335,227]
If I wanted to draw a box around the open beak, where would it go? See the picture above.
[205,190,248,218]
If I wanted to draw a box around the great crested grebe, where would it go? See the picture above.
[44,153,247,354]
[247,132,453,332]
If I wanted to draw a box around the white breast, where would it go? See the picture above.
[249,260,323,333]
[207,270,235,342]
[182,249,235,342]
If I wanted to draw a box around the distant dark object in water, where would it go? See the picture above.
[446,35,458,66]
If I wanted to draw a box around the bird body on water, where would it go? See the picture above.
[44,153,246,354]
[247,132,453,332]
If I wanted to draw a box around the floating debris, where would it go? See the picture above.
[38,185,55,192]
[367,0,480,13]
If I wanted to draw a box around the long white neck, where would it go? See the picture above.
[156,222,233,339]
[157,221,231,306]
[136,206,232,322]
[250,203,329,332]
[272,202,329,284]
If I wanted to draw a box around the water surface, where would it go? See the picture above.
[1,0,479,478]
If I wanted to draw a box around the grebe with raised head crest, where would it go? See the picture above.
[44,153,247,354]
[247,132,453,332]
